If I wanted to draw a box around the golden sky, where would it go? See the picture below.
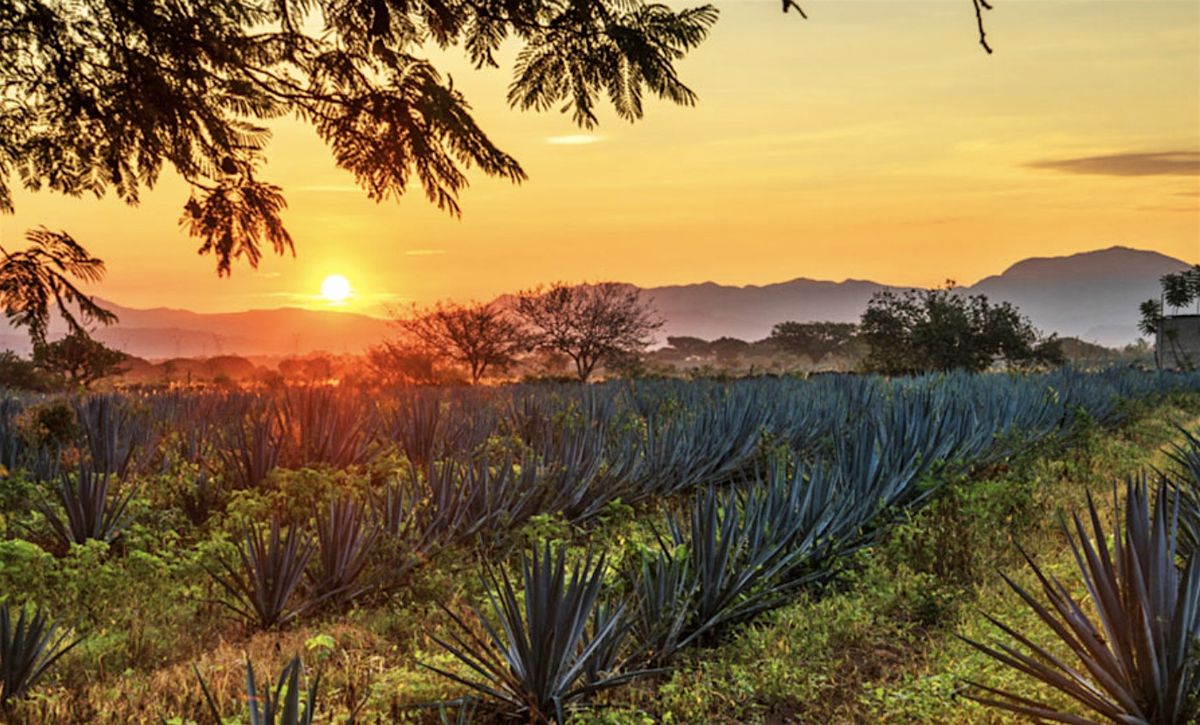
[2,0,1198,314]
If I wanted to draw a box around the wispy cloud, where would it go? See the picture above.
[403,248,447,256]
[546,134,605,146]
[1026,150,1200,177]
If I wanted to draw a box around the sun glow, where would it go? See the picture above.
[320,274,353,305]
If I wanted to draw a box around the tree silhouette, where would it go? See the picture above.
[33,329,128,388]
[768,321,858,363]
[859,283,1061,375]
[0,228,117,346]
[515,282,662,381]
[0,1,994,276]
[395,301,528,384]
[0,0,720,275]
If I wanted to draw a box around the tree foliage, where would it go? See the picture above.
[1,0,997,276]
[1139,266,1200,370]
[516,282,662,381]
[395,300,528,384]
[0,352,53,391]
[1139,265,1200,336]
[0,229,117,346]
[32,330,128,388]
[768,321,858,363]
[364,341,437,387]
[859,283,1062,375]
[0,0,726,275]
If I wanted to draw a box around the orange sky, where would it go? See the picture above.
[1,0,1198,315]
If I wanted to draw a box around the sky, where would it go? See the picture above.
[2,0,1198,315]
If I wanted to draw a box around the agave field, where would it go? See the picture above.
[0,369,1198,723]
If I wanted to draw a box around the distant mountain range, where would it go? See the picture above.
[0,302,393,359]
[649,246,1193,348]
[0,246,1190,358]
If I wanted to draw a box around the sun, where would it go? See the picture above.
[320,274,353,305]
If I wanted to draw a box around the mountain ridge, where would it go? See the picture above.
[1,245,1190,357]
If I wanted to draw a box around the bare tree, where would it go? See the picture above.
[395,301,528,384]
[515,283,663,382]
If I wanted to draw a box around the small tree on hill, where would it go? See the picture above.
[515,283,663,382]
[33,330,128,388]
[860,283,1062,375]
[394,301,528,385]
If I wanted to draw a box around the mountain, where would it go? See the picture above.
[643,278,888,344]
[0,301,392,359]
[0,245,1189,358]
[646,246,1191,348]
[967,247,1190,346]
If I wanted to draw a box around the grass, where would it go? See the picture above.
[3,394,1199,722]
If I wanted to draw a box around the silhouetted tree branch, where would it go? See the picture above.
[0,228,117,346]
[1,1,996,276]
[0,0,721,275]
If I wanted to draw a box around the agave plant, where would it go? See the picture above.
[0,603,79,708]
[73,394,153,478]
[219,396,285,490]
[1166,425,1200,561]
[427,543,649,724]
[207,518,316,630]
[961,476,1200,723]
[36,462,137,547]
[309,495,377,605]
[196,654,320,724]
[278,386,372,468]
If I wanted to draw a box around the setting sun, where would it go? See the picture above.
[320,274,353,305]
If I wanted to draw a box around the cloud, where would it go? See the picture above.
[546,134,605,146]
[1026,150,1200,177]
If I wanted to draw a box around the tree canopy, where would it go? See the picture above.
[768,321,858,363]
[1,0,724,275]
[1,0,995,276]
[859,283,1062,375]
[32,329,128,387]
[395,300,528,384]
[515,282,662,381]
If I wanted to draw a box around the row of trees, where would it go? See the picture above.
[370,281,1063,385]
[370,282,663,384]
[0,230,1062,388]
